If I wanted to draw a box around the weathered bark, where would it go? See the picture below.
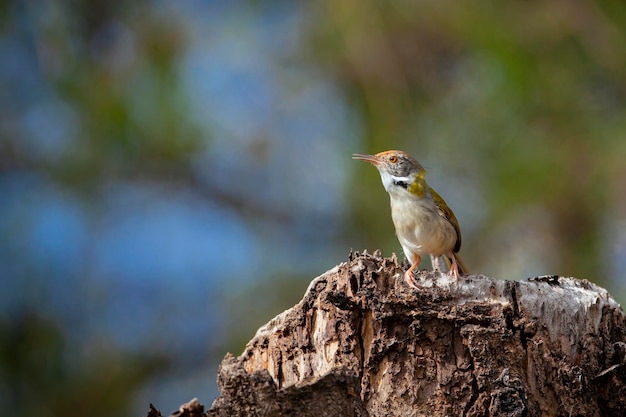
[152,251,626,417]
[149,398,205,417]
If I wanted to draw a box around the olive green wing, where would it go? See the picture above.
[428,186,462,253]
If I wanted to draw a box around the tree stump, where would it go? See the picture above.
[154,251,626,416]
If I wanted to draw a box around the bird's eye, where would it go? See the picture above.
[389,155,398,163]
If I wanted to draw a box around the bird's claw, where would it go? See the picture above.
[404,270,419,288]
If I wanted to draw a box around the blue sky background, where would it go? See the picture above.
[1,1,361,412]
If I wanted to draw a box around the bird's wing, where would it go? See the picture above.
[429,186,462,253]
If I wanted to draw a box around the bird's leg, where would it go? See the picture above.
[404,254,421,287]
[430,254,447,272]
[448,251,459,280]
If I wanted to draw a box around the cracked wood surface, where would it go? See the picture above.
[200,251,626,416]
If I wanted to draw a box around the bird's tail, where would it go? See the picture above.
[442,252,469,275]
[453,252,469,275]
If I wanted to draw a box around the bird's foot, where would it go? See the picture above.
[449,255,459,281]
[404,269,418,288]
[450,269,459,281]
[404,257,421,288]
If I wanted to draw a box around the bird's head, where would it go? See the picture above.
[352,150,427,197]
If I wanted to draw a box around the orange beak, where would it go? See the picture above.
[352,153,380,166]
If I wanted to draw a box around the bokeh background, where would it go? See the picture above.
[2,1,626,415]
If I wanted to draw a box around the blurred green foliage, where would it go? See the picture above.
[0,312,167,417]
[319,0,626,285]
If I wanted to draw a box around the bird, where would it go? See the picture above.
[352,150,468,286]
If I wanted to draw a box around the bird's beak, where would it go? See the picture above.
[352,153,380,166]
